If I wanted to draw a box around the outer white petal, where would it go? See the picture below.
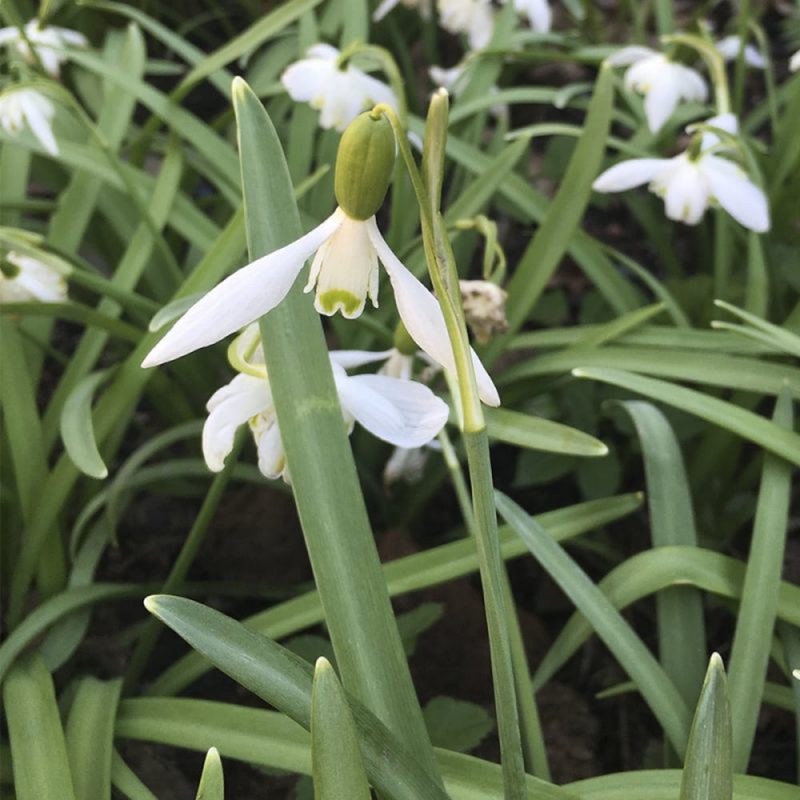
[674,64,708,103]
[716,36,765,69]
[592,158,669,192]
[467,1,494,49]
[790,50,800,73]
[202,373,271,472]
[306,43,340,61]
[701,156,770,232]
[18,91,58,155]
[661,160,708,224]
[53,27,88,48]
[336,373,449,448]
[643,70,682,131]
[281,58,336,104]
[0,27,20,45]
[329,349,395,369]
[7,253,67,302]
[143,210,343,367]
[366,219,500,406]
[373,0,401,20]
[607,46,658,67]
[515,0,551,32]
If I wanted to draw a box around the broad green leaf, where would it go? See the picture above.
[495,491,692,757]
[486,406,608,456]
[196,748,224,800]
[65,677,123,800]
[311,658,371,800]
[60,370,111,480]
[572,368,800,466]
[679,654,732,800]
[144,595,451,800]
[423,697,494,753]
[728,389,794,771]
[234,78,439,779]
[3,654,77,800]
[148,494,643,696]
[614,401,706,709]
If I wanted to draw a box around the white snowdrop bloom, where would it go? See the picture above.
[714,35,766,69]
[507,0,551,32]
[791,50,800,72]
[0,87,58,155]
[607,46,708,132]
[0,18,87,77]
[281,43,397,131]
[373,0,432,22]
[0,251,67,303]
[202,332,449,483]
[437,0,494,51]
[592,113,769,231]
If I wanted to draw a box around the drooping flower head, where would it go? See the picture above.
[281,44,397,131]
[714,35,766,69]
[143,109,500,406]
[0,18,87,77]
[0,86,58,155]
[437,0,495,51]
[505,0,552,33]
[592,113,769,231]
[607,46,708,132]
[0,250,67,303]
[203,326,449,482]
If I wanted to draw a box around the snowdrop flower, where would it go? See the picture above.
[505,0,551,33]
[607,46,707,132]
[0,250,67,303]
[714,35,766,69]
[203,327,449,482]
[373,0,432,22]
[143,111,500,406]
[0,87,58,155]
[281,43,397,131]
[437,0,494,51]
[592,113,769,231]
[0,18,87,77]
[791,50,800,72]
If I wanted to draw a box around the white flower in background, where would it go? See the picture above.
[0,18,87,77]
[143,207,500,406]
[506,0,551,32]
[202,329,449,483]
[592,113,769,231]
[437,0,494,51]
[281,44,397,131]
[607,46,707,132]
[373,0,432,22]
[0,251,67,303]
[714,35,766,69]
[791,50,800,72]
[0,87,58,155]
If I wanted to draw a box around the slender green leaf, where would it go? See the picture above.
[3,654,77,800]
[496,491,692,757]
[110,751,159,800]
[60,370,111,480]
[65,677,123,800]
[680,654,732,800]
[311,658,372,800]
[486,406,608,456]
[713,300,800,359]
[572,368,800,466]
[728,389,794,772]
[195,748,224,800]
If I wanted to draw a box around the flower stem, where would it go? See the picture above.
[664,33,730,115]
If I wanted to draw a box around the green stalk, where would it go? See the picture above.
[233,79,442,786]
[380,95,527,799]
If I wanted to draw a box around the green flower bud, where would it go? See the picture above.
[334,111,396,221]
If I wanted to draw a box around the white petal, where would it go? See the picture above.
[281,58,336,104]
[791,50,800,73]
[19,93,58,155]
[306,43,340,61]
[329,349,395,369]
[643,71,682,131]
[607,46,658,67]
[373,0,401,20]
[54,27,88,47]
[701,156,770,232]
[202,373,271,472]
[592,158,669,192]
[252,419,287,480]
[9,253,66,302]
[366,219,500,406]
[661,160,708,224]
[143,210,343,367]
[515,0,551,32]
[673,64,708,103]
[0,27,20,45]
[336,373,449,448]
